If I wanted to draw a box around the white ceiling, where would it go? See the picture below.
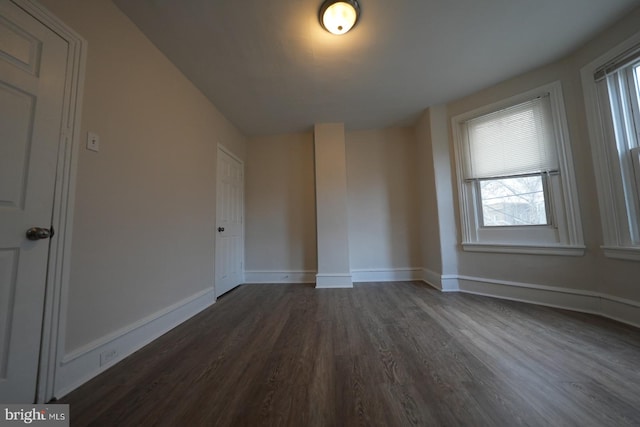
[114,0,640,136]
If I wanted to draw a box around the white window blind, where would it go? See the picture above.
[462,95,559,179]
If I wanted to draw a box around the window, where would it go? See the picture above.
[582,34,640,260]
[452,82,584,255]
[479,174,549,227]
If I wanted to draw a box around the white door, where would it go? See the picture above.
[0,0,68,403]
[215,148,244,297]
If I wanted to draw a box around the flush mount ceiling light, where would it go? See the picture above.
[319,0,361,35]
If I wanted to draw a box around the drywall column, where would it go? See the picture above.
[314,123,353,288]
[415,107,459,291]
[430,106,459,290]
[416,110,443,283]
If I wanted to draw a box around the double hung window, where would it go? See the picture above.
[582,36,640,260]
[452,82,584,255]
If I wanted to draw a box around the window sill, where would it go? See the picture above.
[602,246,640,261]
[462,242,586,256]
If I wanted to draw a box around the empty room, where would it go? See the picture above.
[2,0,640,425]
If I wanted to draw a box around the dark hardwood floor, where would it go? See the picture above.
[59,282,640,426]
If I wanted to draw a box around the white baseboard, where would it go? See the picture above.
[244,269,423,285]
[316,274,353,289]
[54,287,216,399]
[351,268,423,282]
[596,295,640,328]
[422,269,459,292]
[457,275,602,314]
[445,274,640,329]
[422,268,442,289]
[441,275,460,292]
[244,270,316,284]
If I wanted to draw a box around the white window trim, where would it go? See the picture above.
[452,81,585,256]
[463,243,586,256]
[581,31,640,262]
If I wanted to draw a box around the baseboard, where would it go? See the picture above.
[453,275,640,329]
[599,295,640,328]
[244,269,423,285]
[422,269,459,292]
[422,268,442,289]
[351,268,422,283]
[53,287,216,399]
[441,275,460,292]
[244,270,316,284]
[457,275,602,313]
[316,274,353,289]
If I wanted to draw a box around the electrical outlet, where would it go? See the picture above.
[87,131,100,152]
[100,348,117,366]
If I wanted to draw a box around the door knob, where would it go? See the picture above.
[26,226,54,241]
[217,227,225,232]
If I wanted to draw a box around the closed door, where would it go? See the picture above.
[215,148,244,297]
[0,0,67,403]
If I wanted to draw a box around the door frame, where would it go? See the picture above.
[9,0,87,402]
[215,144,245,299]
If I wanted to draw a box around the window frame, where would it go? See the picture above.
[452,81,585,256]
[581,33,640,261]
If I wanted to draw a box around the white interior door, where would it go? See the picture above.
[0,0,67,403]
[215,147,244,297]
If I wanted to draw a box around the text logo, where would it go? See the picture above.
[0,405,68,426]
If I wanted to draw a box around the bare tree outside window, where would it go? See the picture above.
[479,175,548,226]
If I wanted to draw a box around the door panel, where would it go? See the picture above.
[0,13,41,74]
[0,0,67,403]
[215,149,244,297]
[0,249,17,378]
[0,80,35,209]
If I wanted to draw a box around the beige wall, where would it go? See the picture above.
[345,127,422,270]
[39,0,246,353]
[245,133,317,272]
[443,58,600,291]
[415,113,442,275]
[438,7,640,300]
[244,127,423,275]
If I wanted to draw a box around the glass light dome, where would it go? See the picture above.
[320,1,361,35]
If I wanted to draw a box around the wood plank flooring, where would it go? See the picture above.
[59,282,640,426]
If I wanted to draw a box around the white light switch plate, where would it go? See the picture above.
[87,131,100,152]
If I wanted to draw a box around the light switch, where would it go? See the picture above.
[87,131,100,152]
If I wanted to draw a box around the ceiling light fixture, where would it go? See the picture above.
[319,0,361,35]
